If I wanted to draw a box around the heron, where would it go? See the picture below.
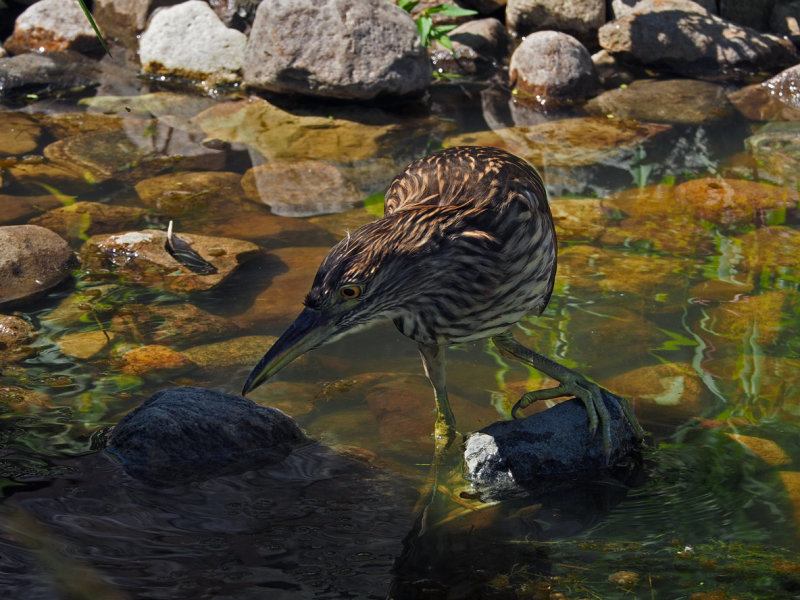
[242,146,644,456]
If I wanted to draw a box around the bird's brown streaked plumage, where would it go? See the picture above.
[243,146,644,457]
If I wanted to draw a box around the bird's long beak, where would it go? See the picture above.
[241,307,333,396]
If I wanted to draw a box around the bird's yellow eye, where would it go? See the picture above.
[339,284,362,299]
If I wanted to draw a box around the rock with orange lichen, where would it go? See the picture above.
[119,345,195,376]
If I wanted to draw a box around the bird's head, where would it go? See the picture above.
[242,216,425,396]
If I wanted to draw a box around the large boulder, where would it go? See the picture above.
[0,225,76,307]
[598,0,798,81]
[242,0,430,100]
[507,0,605,47]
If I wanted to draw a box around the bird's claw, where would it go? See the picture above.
[512,376,644,462]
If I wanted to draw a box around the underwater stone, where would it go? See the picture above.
[464,391,640,497]
[107,386,309,486]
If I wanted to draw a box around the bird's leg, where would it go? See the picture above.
[417,342,456,453]
[491,331,645,456]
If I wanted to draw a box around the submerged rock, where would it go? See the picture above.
[0,225,76,307]
[80,229,263,293]
[0,193,63,225]
[598,0,797,81]
[0,315,36,365]
[118,344,196,376]
[509,31,598,106]
[586,78,733,124]
[0,111,41,156]
[745,121,800,186]
[729,64,800,121]
[4,0,101,55]
[106,386,309,486]
[139,0,247,89]
[464,391,640,498]
[30,202,148,242]
[242,0,430,100]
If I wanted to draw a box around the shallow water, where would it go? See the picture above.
[1,79,799,598]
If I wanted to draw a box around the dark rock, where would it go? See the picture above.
[598,0,798,81]
[509,31,598,106]
[719,0,774,31]
[507,0,606,47]
[591,48,638,87]
[242,0,430,100]
[0,225,76,307]
[770,1,800,39]
[30,202,148,242]
[728,64,800,121]
[0,51,99,102]
[106,386,309,486]
[3,0,101,55]
[429,18,510,78]
[138,0,247,90]
[611,0,716,18]
[585,78,734,124]
[463,391,640,498]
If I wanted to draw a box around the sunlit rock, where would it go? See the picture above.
[30,202,148,242]
[464,391,640,497]
[0,111,40,156]
[111,302,241,348]
[107,386,308,486]
[55,329,115,360]
[183,334,277,369]
[139,1,246,90]
[598,0,797,81]
[509,31,598,106]
[242,0,429,100]
[80,229,263,293]
[118,344,196,376]
[586,79,733,124]
[241,160,360,217]
[430,18,510,78]
[746,121,800,186]
[231,246,332,329]
[557,245,696,309]
[192,96,430,163]
[725,433,791,467]
[0,51,99,102]
[4,0,101,55]
[507,0,605,47]
[550,197,614,242]
[0,225,76,307]
[706,290,793,346]
[601,363,710,430]
[610,0,717,18]
[446,117,671,169]
[0,315,36,365]
[44,120,226,185]
[729,65,800,122]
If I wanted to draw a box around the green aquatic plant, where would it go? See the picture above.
[397,0,477,52]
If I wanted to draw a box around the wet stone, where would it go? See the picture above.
[0,111,41,156]
[464,391,640,498]
[241,160,360,217]
[0,51,99,102]
[35,111,124,139]
[30,202,148,242]
[80,229,263,293]
[118,344,195,376]
[585,79,734,124]
[4,0,101,55]
[729,64,800,122]
[0,385,50,412]
[738,226,800,277]
[0,225,76,307]
[446,117,671,169]
[55,329,115,360]
[0,315,36,365]
[550,197,615,242]
[706,290,792,347]
[3,159,97,195]
[0,194,63,225]
[725,433,791,467]
[43,122,226,185]
[745,121,800,186]
[134,171,247,215]
[111,302,241,348]
[601,362,710,430]
[106,386,309,486]
[182,334,277,370]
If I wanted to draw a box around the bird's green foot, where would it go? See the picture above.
[512,374,645,459]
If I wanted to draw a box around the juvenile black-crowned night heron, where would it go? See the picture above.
[242,146,644,454]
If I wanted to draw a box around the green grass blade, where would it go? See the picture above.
[76,0,112,57]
